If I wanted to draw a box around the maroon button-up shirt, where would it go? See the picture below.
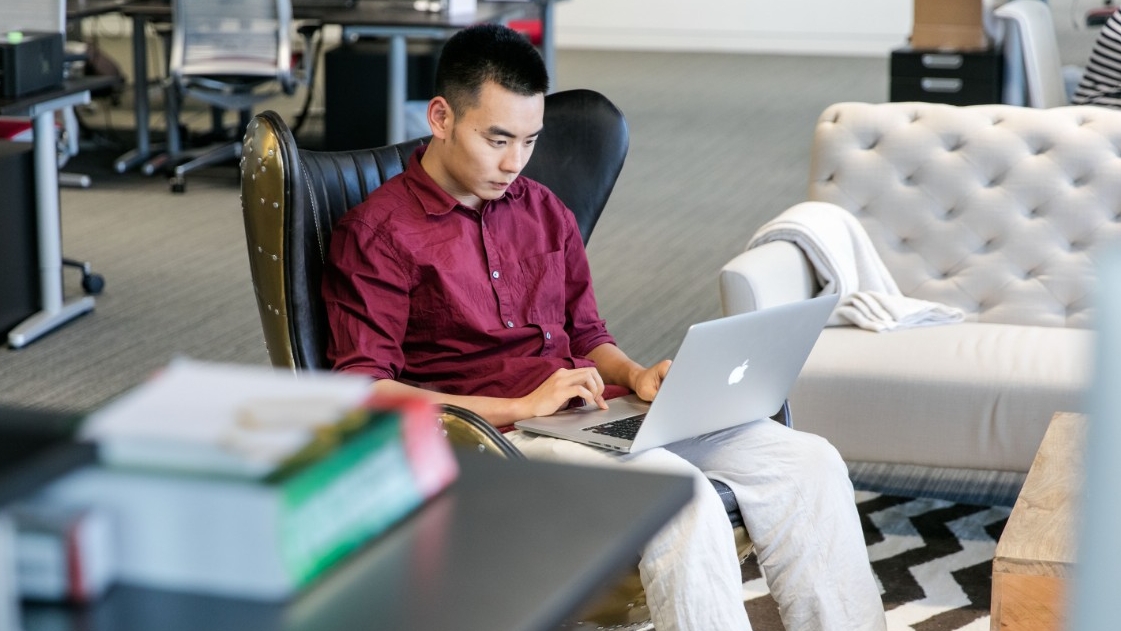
[323,146,616,399]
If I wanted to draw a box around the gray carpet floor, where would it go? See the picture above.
[0,44,1028,503]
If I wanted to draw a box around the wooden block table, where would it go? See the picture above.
[991,412,1084,631]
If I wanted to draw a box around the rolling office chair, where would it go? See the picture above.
[239,89,788,629]
[148,0,297,192]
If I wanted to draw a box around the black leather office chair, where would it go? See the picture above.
[239,89,787,629]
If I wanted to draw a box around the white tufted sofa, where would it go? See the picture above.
[720,101,1121,472]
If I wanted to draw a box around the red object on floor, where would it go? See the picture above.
[509,19,543,46]
[0,118,34,141]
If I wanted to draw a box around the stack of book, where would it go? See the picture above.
[32,359,459,601]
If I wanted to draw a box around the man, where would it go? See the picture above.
[323,23,885,631]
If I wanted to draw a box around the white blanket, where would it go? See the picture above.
[834,291,966,332]
[747,202,964,331]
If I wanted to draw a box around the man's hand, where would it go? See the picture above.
[518,367,607,418]
[632,359,672,402]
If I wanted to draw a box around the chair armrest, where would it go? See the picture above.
[719,240,817,315]
[438,404,525,460]
[771,399,792,428]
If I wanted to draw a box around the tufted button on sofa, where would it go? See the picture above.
[720,101,1121,472]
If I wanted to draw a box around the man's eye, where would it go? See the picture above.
[490,139,507,147]
[525,138,537,147]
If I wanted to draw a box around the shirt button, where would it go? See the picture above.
[491,270,500,279]
[506,320,514,328]
[545,332,552,340]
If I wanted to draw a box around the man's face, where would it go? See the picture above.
[435,81,545,209]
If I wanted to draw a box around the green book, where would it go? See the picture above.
[36,399,459,600]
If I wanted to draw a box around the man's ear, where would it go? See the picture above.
[427,97,453,140]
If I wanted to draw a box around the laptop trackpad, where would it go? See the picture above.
[525,395,651,428]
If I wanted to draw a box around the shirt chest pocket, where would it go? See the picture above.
[407,246,494,337]
[513,250,565,325]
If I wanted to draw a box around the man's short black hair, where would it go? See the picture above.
[435,24,549,116]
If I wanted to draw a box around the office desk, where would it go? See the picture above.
[0,77,119,349]
[21,453,692,631]
[300,1,525,144]
[111,0,549,172]
[66,0,129,21]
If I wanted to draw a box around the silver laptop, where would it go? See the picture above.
[514,294,838,453]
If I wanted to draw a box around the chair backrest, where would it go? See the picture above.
[995,0,1068,108]
[808,101,1121,329]
[170,0,292,81]
[519,89,630,244]
[240,88,629,370]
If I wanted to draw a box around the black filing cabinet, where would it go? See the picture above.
[0,140,39,336]
[890,47,1003,105]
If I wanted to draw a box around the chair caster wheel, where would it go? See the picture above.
[170,177,186,193]
[82,273,106,296]
[63,258,104,296]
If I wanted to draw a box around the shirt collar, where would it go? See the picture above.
[404,144,527,218]
[404,145,460,217]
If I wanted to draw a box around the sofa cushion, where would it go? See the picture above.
[808,102,1121,329]
[790,322,1091,472]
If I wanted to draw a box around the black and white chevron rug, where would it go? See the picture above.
[741,490,1013,631]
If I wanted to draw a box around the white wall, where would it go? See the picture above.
[554,0,912,57]
[553,0,1101,59]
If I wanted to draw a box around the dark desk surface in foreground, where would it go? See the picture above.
[0,407,93,508]
[23,452,693,631]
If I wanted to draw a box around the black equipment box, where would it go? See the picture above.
[0,141,40,337]
[0,31,65,99]
[324,38,440,150]
[890,46,1003,106]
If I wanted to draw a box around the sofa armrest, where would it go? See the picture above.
[719,240,817,315]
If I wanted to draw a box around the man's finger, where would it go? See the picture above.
[590,369,605,397]
[574,385,597,405]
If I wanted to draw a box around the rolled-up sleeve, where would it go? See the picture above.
[561,210,615,356]
[322,217,411,379]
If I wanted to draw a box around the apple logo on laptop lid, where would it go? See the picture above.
[727,359,749,385]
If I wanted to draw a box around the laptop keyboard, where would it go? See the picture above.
[583,414,647,441]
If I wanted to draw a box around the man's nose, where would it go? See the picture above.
[500,145,529,173]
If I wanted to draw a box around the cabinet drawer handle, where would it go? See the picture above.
[921,77,963,93]
[921,54,964,69]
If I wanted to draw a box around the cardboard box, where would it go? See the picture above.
[912,0,988,51]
